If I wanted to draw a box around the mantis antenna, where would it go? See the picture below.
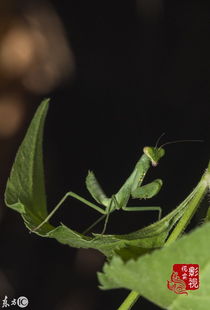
[155,132,165,148]
[154,133,202,150]
[158,139,203,149]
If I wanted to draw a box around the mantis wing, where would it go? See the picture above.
[86,171,110,207]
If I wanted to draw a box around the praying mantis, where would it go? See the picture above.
[34,137,202,234]
[34,144,165,234]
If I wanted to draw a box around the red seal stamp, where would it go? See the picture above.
[167,264,199,295]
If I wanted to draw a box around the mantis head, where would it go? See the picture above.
[143,135,203,167]
[143,146,165,167]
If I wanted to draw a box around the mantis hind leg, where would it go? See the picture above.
[82,209,111,236]
[84,195,119,236]
[100,195,117,235]
[91,195,119,236]
[33,191,106,232]
[82,214,107,235]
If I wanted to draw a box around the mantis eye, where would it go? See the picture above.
[158,148,165,159]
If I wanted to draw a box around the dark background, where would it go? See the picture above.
[0,0,210,309]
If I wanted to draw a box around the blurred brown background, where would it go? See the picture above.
[0,0,210,309]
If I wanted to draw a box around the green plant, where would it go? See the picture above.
[4,99,210,309]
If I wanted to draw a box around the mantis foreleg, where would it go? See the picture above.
[131,179,163,199]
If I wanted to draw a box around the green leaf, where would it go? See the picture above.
[46,222,169,258]
[98,221,210,309]
[5,100,49,217]
[204,161,210,223]
[4,99,205,258]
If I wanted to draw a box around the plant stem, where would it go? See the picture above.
[117,291,140,310]
[165,168,210,246]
